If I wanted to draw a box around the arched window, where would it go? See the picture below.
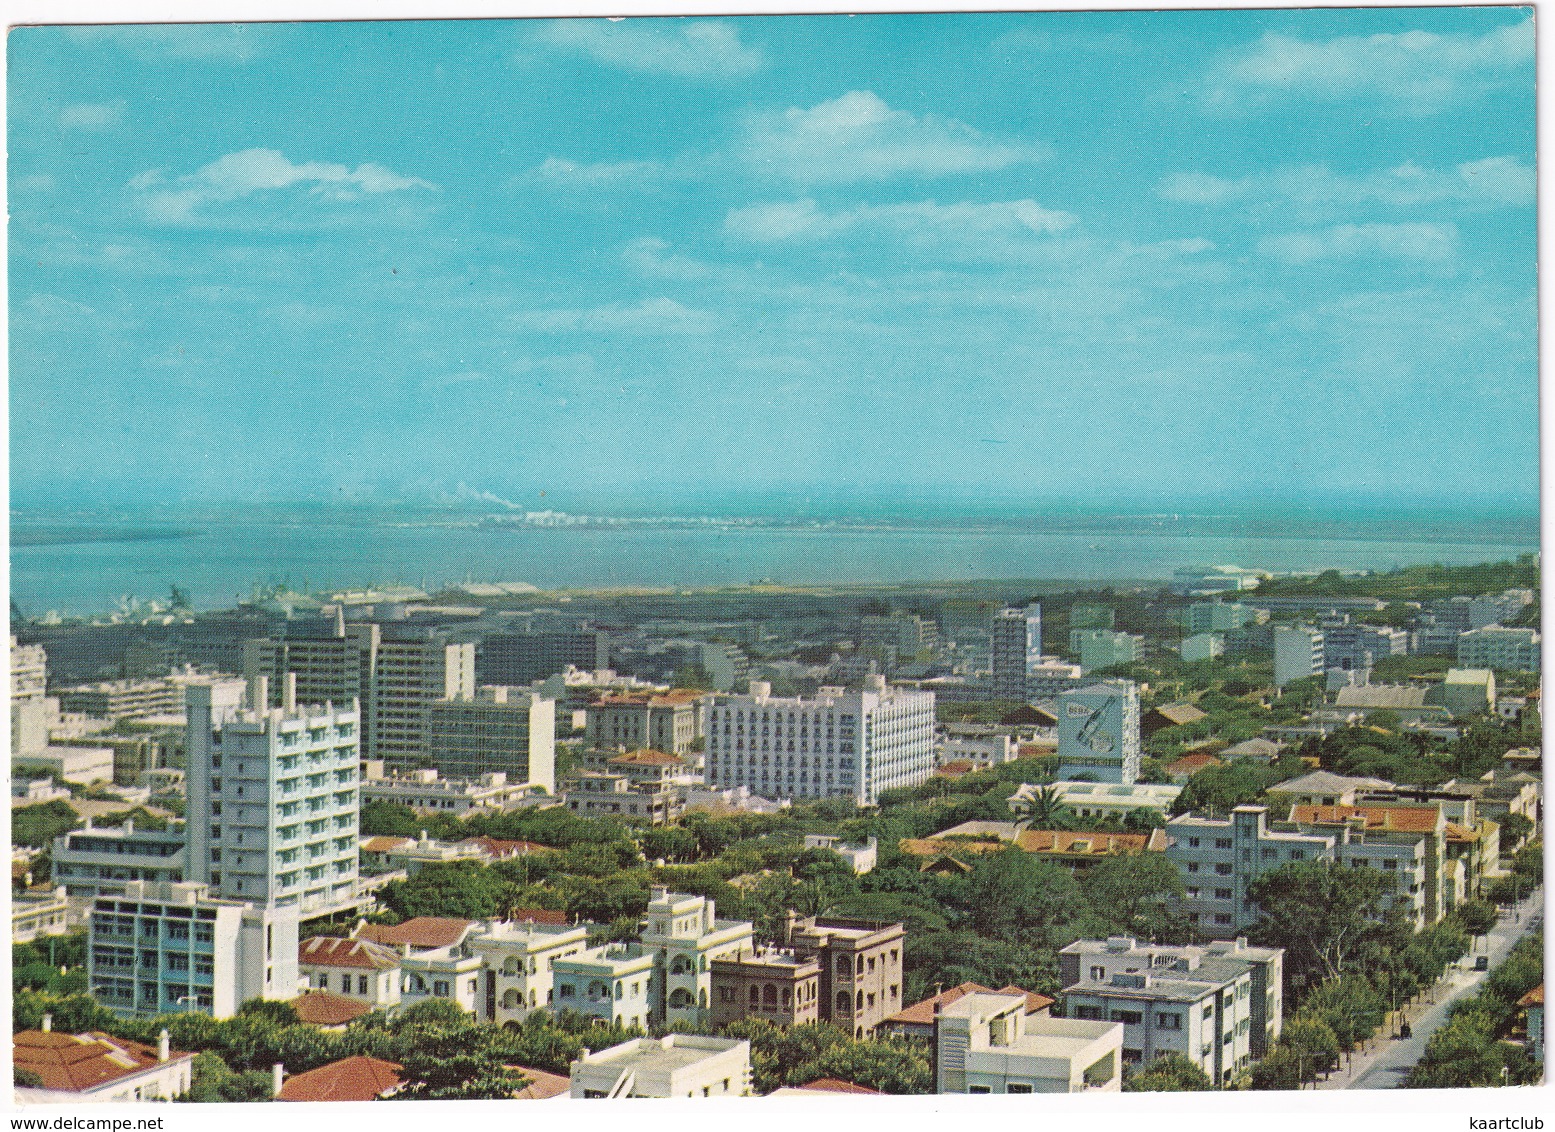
[763,985,777,1007]
[856,956,865,975]
[669,988,695,1008]
[835,991,850,1014]
[750,985,761,1005]
[503,957,520,976]
[782,987,792,1006]
[856,990,864,1010]
[670,955,692,975]
[502,988,520,1008]
[836,955,851,976]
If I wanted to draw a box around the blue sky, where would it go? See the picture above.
[8,9,1538,515]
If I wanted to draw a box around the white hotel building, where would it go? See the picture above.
[703,677,935,805]
[186,677,363,919]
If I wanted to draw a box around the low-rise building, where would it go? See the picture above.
[802,834,878,874]
[1265,770,1395,810]
[12,885,73,944]
[297,935,403,1012]
[883,982,1053,1040]
[710,946,822,1030]
[1440,669,1497,718]
[13,1022,193,1103]
[783,913,905,1039]
[1060,936,1284,1060]
[569,1034,752,1098]
[640,888,755,1028]
[87,880,299,1020]
[1062,948,1254,1085]
[1458,626,1540,672]
[561,772,684,825]
[934,991,1122,1094]
[275,1055,404,1102]
[353,917,481,1014]
[468,918,591,1024]
[50,818,187,899]
[585,690,706,757]
[360,766,543,815]
[552,942,656,1029]
[13,745,115,785]
[1165,806,1335,936]
[1180,634,1225,663]
[1011,780,1182,821]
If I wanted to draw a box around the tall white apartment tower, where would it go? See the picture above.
[704,676,935,805]
[991,604,1043,700]
[186,678,362,920]
[1273,626,1325,688]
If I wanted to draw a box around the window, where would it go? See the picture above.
[1157,1013,1181,1030]
[1007,1084,1033,1094]
[968,1085,991,1094]
[1110,1010,1143,1025]
[1214,838,1232,849]
[1090,965,1106,981]
[1215,863,1233,876]
[1215,888,1233,900]
[1215,913,1233,925]
[1186,863,1200,874]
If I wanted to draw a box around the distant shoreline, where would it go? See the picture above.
[9,525,200,548]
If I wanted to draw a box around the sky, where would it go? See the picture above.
[7,8,1539,516]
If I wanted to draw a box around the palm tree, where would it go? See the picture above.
[1011,784,1072,829]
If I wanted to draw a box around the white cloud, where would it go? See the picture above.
[622,237,713,280]
[508,296,715,335]
[1259,222,1458,264]
[1207,17,1532,112]
[725,198,1076,250]
[528,156,663,186]
[129,148,436,224]
[532,18,763,79]
[59,101,124,130]
[1159,157,1535,208]
[741,91,1045,183]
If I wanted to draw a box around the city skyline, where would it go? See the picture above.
[9,9,1538,512]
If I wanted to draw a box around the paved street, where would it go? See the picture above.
[1311,886,1544,1090]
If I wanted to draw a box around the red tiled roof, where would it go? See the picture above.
[289,991,372,1027]
[1519,984,1543,1008]
[459,836,555,857]
[299,935,401,970]
[995,985,1057,1015]
[354,917,475,950]
[789,1077,881,1094]
[935,759,977,777]
[277,1056,403,1102]
[507,1064,570,1099]
[886,982,1053,1027]
[1014,829,1154,856]
[506,907,569,926]
[13,1031,191,1094]
[1290,804,1442,833]
[607,748,686,768]
[1164,752,1223,776]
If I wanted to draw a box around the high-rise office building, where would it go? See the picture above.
[185,679,362,920]
[476,629,610,686]
[424,686,557,791]
[704,677,935,805]
[244,619,472,765]
[1055,681,1141,785]
[991,604,1043,700]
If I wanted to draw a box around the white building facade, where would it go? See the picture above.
[704,677,935,804]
